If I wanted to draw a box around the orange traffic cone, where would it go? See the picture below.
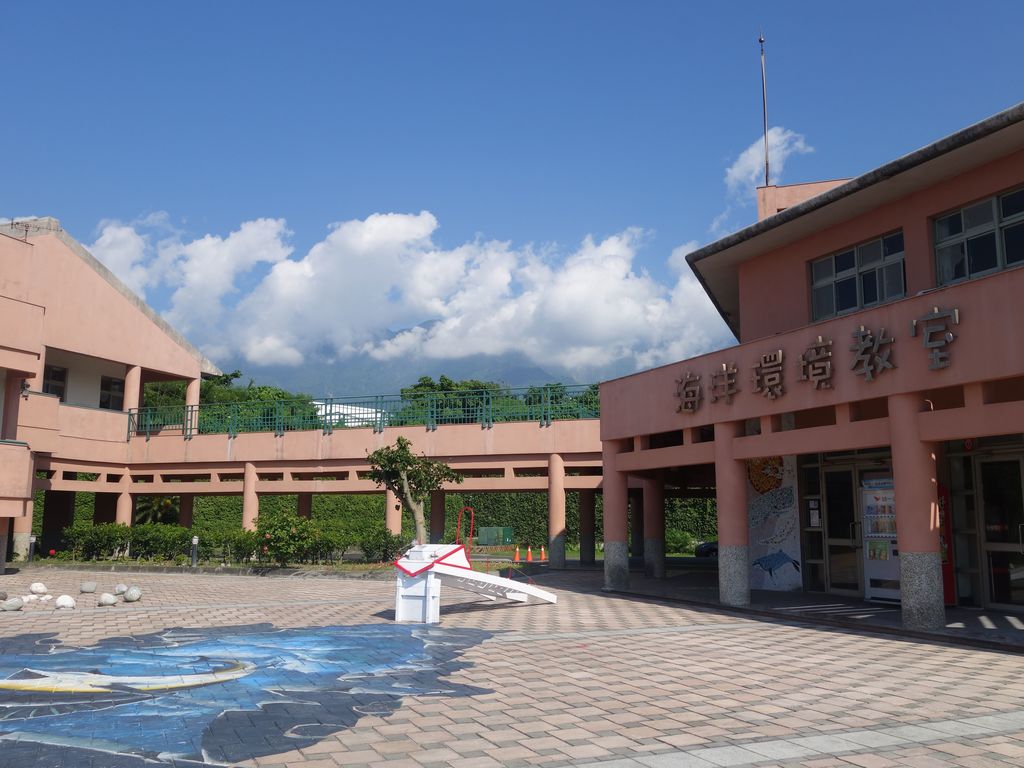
[513,545,521,563]
[540,545,547,561]
[527,545,534,563]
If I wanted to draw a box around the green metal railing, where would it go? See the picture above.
[127,384,600,440]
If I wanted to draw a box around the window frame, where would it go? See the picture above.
[934,185,1024,286]
[809,231,906,322]
[42,365,68,402]
[99,375,126,411]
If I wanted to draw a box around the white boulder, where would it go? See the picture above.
[54,595,76,610]
[123,586,142,603]
[28,582,47,595]
[97,593,117,607]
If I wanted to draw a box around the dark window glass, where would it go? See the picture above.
[967,232,998,274]
[812,257,833,283]
[857,240,882,266]
[938,242,966,283]
[835,276,858,312]
[835,250,856,273]
[963,200,994,230]
[1002,189,1024,219]
[883,262,904,300]
[99,376,125,411]
[936,212,963,240]
[861,270,878,304]
[42,365,67,402]
[812,284,834,320]
[883,232,904,258]
[1005,222,1024,265]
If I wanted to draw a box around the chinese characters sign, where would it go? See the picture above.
[674,307,960,414]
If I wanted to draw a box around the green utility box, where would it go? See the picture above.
[477,527,515,546]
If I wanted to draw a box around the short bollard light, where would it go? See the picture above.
[191,536,199,568]
[27,535,36,563]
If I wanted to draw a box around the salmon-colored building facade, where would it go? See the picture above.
[600,103,1024,629]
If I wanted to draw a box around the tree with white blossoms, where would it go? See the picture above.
[366,437,463,545]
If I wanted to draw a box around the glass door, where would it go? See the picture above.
[978,458,1024,608]
[824,468,862,595]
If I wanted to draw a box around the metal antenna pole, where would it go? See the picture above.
[759,31,769,187]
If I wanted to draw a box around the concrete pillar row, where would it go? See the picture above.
[297,493,312,519]
[123,365,142,413]
[602,439,630,591]
[714,420,750,607]
[578,490,596,565]
[242,463,259,531]
[179,494,195,528]
[115,469,133,526]
[547,453,566,568]
[642,477,666,579]
[385,488,401,535]
[429,490,445,544]
[889,392,946,631]
[629,488,644,558]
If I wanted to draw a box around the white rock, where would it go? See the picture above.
[22,594,39,603]
[80,582,97,594]
[1,597,24,611]
[114,584,128,595]
[28,582,47,595]
[39,595,53,602]
[123,586,142,603]
[54,595,76,610]
[97,593,117,607]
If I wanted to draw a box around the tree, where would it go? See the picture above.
[366,437,463,544]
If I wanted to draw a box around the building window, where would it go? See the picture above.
[934,187,1024,285]
[42,365,67,401]
[100,376,125,411]
[810,232,905,321]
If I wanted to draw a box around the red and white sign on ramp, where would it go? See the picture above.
[394,543,556,624]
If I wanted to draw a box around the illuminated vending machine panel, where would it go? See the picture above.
[862,478,901,601]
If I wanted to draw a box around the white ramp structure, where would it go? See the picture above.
[394,543,557,624]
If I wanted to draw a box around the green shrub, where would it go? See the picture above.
[130,524,191,560]
[665,529,695,555]
[359,529,409,562]
[62,523,132,560]
[256,509,317,566]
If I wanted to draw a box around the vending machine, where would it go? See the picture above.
[861,477,901,601]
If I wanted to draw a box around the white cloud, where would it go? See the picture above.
[725,126,813,198]
[89,211,734,377]
[668,240,700,273]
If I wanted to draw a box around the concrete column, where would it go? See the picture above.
[629,488,644,558]
[548,453,566,568]
[297,493,312,519]
[185,378,201,407]
[889,393,945,631]
[179,494,194,528]
[12,501,33,560]
[602,439,630,590]
[2,373,22,441]
[579,490,596,565]
[242,462,258,531]
[385,488,401,535]
[642,477,666,579]
[123,365,142,412]
[715,420,750,607]
[115,470,133,526]
[429,490,445,544]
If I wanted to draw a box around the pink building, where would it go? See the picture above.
[600,103,1024,629]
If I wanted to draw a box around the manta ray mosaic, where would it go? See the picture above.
[0,623,491,766]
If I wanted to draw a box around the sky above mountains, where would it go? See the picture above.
[3,2,1021,392]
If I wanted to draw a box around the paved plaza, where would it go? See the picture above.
[1,568,1023,768]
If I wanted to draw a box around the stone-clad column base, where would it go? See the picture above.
[900,551,945,630]
[603,541,630,591]
[644,537,665,579]
[548,533,565,569]
[719,544,750,607]
[12,532,29,560]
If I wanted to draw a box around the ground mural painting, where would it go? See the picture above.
[0,623,491,766]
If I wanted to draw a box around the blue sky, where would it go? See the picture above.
[2,1,1021,386]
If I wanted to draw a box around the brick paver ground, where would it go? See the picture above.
[1,567,1022,768]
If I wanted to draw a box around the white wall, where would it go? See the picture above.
[43,348,127,410]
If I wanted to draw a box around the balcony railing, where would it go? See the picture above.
[127,384,600,439]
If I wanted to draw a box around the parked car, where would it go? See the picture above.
[694,541,718,558]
